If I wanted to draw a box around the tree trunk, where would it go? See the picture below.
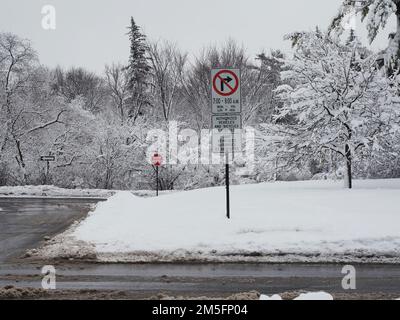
[345,144,352,189]
[15,139,28,184]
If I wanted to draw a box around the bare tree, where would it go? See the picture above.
[52,67,107,113]
[105,64,130,122]
[148,41,187,122]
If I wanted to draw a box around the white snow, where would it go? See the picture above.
[0,185,175,199]
[0,185,113,198]
[293,292,333,300]
[260,294,283,300]
[41,179,400,262]
[259,292,333,300]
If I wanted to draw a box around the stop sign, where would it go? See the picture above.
[151,153,163,167]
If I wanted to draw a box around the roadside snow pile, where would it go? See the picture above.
[40,179,400,263]
[0,185,114,198]
[0,185,175,199]
[260,292,333,300]
[293,292,334,300]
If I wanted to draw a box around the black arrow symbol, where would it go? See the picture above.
[220,76,233,92]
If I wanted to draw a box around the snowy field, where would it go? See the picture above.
[37,179,400,263]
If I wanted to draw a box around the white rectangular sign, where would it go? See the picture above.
[211,130,242,154]
[212,114,242,131]
[211,69,241,114]
[211,114,242,154]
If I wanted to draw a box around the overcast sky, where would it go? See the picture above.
[0,0,396,74]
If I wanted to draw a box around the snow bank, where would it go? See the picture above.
[260,292,333,300]
[293,292,333,300]
[0,185,175,199]
[40,179,400,262]
[0,185,113,198]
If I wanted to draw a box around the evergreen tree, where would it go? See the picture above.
[125,17,150,121]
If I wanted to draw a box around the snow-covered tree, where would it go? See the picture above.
[272,31,400,188]
[52,67,108,113]
[251,50,284,124]
[0,34,71,183]
[0,33,37,166]
[125,17,151,122]
[331,0,400,73]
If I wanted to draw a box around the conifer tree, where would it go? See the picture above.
[125,17,150,121]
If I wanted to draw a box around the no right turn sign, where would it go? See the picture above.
[211,69,241,114]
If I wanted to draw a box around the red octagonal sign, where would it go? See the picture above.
[151,153,163,167]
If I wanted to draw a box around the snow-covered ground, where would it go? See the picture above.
[293,292,334,300]
[0,185,113,198]
[259,294,283,301]
[0,185,174,199]
[37,179,400,263]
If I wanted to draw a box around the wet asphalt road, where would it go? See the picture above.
[0,197,101,263]
[1,263,400,298]
[0,197,399,299]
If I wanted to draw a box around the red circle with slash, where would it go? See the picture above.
[212,70,239,96]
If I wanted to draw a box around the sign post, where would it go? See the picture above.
[151,153,163,197]
[225,152,230,219]
[40,155,56,184]
[211,68,241,219]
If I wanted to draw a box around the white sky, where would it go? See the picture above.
[0,0,397,74]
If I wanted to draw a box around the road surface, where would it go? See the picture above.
[0,197,399,299]
[0,197,101,263]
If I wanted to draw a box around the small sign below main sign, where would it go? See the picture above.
[212,131,242,154]
[212,114,242,131]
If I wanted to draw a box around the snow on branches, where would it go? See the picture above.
[330,0,400,73]
[271,31,400,188]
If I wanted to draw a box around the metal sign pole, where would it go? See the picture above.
[40,154,55,184]
[156,165,159,197]
[151,153,162,197]
[225,151,230,219]
[46,160,50,183]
